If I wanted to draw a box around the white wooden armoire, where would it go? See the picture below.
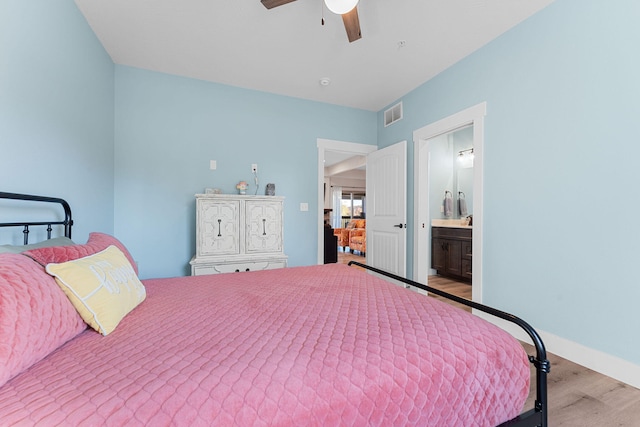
[190,194,288,275]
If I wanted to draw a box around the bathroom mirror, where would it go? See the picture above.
[428,125,474,220]
[456,167,473,217]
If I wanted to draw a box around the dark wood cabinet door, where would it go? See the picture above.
[462,240,472,258]
[431,238,447,271]
[445,240,462,277]
[461,259,472,279]
[431,227,471,281]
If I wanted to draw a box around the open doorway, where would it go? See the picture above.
[326,154,367,265]
[316,139,377,265]
[413,103,486,304]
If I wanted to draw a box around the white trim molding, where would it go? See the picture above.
[477,312,640,390]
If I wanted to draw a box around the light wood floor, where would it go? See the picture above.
[337,248,366,270]
[337,251,640,425]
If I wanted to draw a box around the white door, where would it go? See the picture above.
[365,141,407,277]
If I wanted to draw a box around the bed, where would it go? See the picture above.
[0,192,549,426]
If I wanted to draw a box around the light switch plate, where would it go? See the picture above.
[210,160,217,170]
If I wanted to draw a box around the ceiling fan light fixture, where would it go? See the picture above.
[324,0,359,15]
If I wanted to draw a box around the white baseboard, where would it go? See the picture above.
[475,311,640,390]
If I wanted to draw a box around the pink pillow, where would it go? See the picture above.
[24,232,138,275]
[0,254,86,387]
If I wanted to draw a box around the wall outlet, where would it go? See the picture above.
[210,160,217,170]
[300,203,309,212]
[251,163,258,173]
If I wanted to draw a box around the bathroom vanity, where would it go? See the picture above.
[431,222,472,281]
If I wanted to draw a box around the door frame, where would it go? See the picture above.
[317,139,377,265]
[412,102,486,303]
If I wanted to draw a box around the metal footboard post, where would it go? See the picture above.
[531,355,549,427]
[22,225,29,245]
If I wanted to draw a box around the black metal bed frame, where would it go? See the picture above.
[0,192,547,426]
[348,261,549,427]
[0,192,73,243]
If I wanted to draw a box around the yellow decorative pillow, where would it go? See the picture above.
[45,245,146,336]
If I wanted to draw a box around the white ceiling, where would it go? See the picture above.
[74,0,554,112]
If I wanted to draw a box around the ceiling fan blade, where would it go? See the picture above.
[341,7,361,42]
[261,0,296,9]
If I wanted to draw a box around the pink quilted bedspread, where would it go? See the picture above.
[0,264,529,426]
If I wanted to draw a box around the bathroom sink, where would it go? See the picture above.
[431,219,472,229]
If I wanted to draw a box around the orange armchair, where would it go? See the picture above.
[349,228,366,255]
[334,228,351,249]
[333,219,366,251]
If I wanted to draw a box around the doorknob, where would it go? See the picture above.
[393,223,404,229]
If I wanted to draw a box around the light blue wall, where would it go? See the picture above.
[378,0,640,365]
[5,0,639,369]
[114,66,376,279]
[0,0,115,242]
[0,0,375,278]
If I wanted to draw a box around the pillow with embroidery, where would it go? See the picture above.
[45,246,146,336]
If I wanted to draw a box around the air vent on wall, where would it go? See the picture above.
[384,102,403,127]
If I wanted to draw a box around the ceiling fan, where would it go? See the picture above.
[261,0,362,43]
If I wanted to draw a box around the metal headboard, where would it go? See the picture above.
[0,192,73,244]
